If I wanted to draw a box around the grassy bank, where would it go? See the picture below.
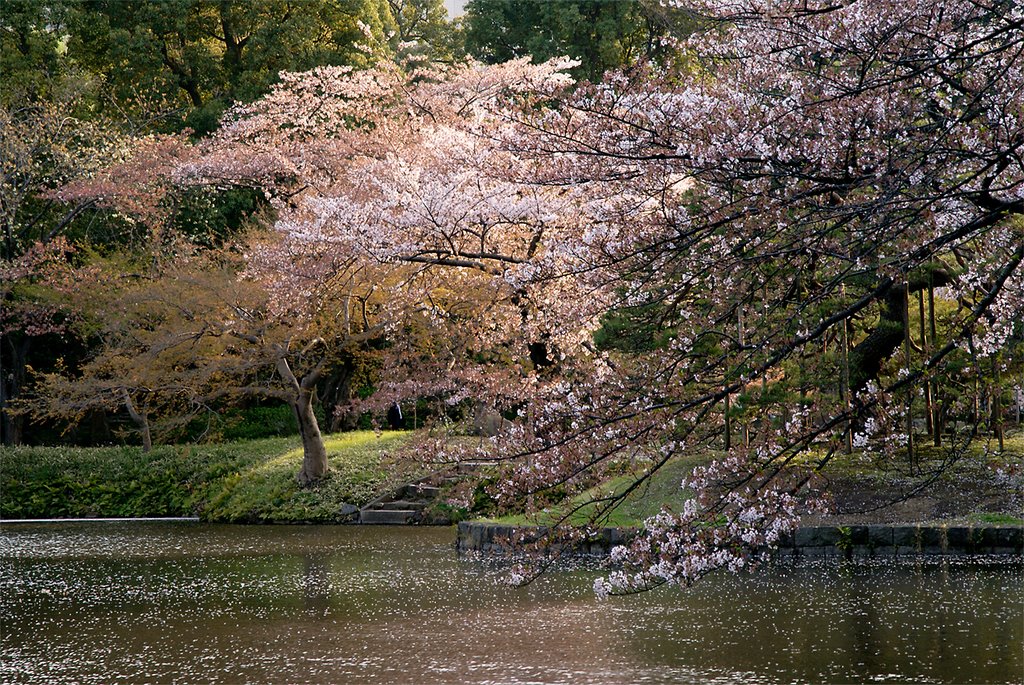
[484,455,705,528]
[0,431,415,523]
[486,432,1024,529]
[4,430,1020,527]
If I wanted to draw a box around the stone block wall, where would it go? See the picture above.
[456,521,1024,559]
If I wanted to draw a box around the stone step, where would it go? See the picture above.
[456,461,491,474]
[399,484,442,499]
[364,499,428,511]
[359,509,422,525]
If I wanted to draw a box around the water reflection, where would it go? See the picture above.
[302,552,331,615]
[0,522,1021,684]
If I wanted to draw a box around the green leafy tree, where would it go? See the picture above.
[69,0,397,133]
[462,0,662,80]
[0,1,79,104]
[386,0,459,63]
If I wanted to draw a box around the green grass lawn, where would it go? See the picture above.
[0,431,416,522]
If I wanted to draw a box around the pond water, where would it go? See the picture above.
[1,522,1021,685]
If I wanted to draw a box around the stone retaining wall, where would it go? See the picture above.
[456,521,1024,558]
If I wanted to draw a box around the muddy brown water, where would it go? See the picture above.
[1,522,1020,684]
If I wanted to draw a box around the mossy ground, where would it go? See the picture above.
[0,431,416,522]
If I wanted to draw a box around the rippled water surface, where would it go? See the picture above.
[1,522,1021,684]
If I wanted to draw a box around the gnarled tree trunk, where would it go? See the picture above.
[293,388,328,486]
[848,269,953,392]
[274,350,329,487]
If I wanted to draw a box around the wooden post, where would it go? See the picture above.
[928,278,941,446]
[918,288,933,435]
[993,358,1004,452]
[840,284,853,453]
[738,307,749,448]
[1017,385,1022,427]
[798,320,808,433]
[724,390,732,451]
[902,282,915,471]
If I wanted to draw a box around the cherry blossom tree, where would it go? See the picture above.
[224,232,409,484]
[59,0,1023,589]
[259,0,1022,591]
[167,56,604,414]
[492,0,1024,593]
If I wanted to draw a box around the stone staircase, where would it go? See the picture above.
[357,462,494,525]
[358,478,450,525]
